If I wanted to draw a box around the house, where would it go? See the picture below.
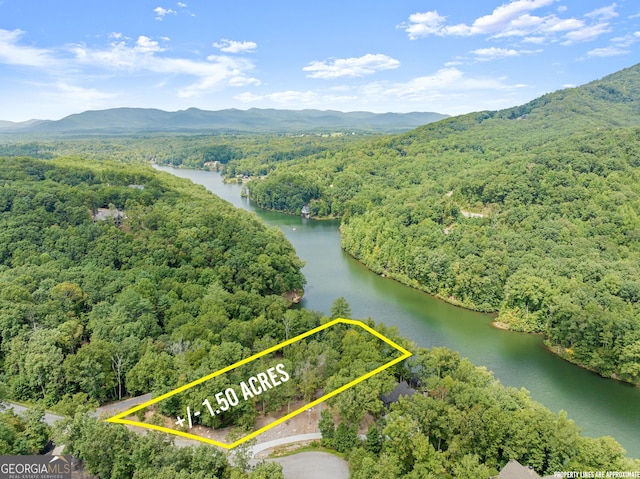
[92,208,125,225]
[301,205,310,218]
[380,381,417,407]
[490,460,556,479]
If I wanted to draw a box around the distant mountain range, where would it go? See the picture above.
[0,108,448,135]
[0,119,48,131]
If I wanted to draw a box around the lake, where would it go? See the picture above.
[156,165,640,457]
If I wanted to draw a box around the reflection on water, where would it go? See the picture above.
[156,165,640,457]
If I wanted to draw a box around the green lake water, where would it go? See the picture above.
[157,166,640,457]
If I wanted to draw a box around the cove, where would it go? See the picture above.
[156,166,640,458]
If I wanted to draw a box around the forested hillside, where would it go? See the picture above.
[238,63,640,384]
[340,347,639,477]
[0,157,637,476]
[0,157,304,410]
[0,134,357,174]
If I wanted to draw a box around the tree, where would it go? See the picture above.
[6,328,65,402]
[111,336,141,400]
[64,339,116,403]
[125,350,176,396]
[0,410,30,454]
[451,454,495,479]
[228,433,255,474]
[0,408,50,455]
[334,422,358,453]
[381,411,422,474]
[189,445,230,478]
[318,408,335,448]
[48,281,87,319]
[20,407,51,454]
[59,416,134,479]
[365,423,383,455]
[249,462,285,479]
[369,453,402,479]
[297,364,320,403]
[330,297,351,319]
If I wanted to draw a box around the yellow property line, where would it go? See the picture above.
[106,318,412,449]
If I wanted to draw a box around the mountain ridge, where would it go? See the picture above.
[0,107,448,135]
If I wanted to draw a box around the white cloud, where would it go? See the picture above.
[213,39,257,54]
[402,0,555,38]
[523,36,546,43]
[587,46,629,57]
[0,28,260,102]
[178,73,259,98]
[74,41,136,69]
[233,67,532,114]
[562,23,611,44]
[401,0,614,45]
[558,6,568,13]
[586,29,639,57]
[610,31,640,47]
[154,6,176,20]
[175,2,195,17]
[538,17,584,33]
[303,53,400,79]
[235,89,357,109]
[73,37,260,97]
[470,47,521,60]
[268,91,319,104]
[384,67,515,95]
[355,67,523,106]
[0,29,58,67]
[403,11,448,39]
[135,36,164,54]
[471,0,555,35]
[585,3,618,20]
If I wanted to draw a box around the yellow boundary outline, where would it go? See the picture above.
[105,318,412,449]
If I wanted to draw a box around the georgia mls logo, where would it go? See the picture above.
[0,455,71,479]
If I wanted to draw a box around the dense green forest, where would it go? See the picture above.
[236,63,640,385]
[0,157,638,476]
[0,134,355,176]
[0,156,310,477]
[327,347,640,478]
[0,157,305,406]
[0,157,399,476]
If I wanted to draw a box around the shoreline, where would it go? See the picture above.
[267,207,640,388]
[542,342,637,388]
[491,320,511,331]
[163,163,639,388]
[356,255,640,388]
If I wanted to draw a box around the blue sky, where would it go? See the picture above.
[1,0,638,121]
